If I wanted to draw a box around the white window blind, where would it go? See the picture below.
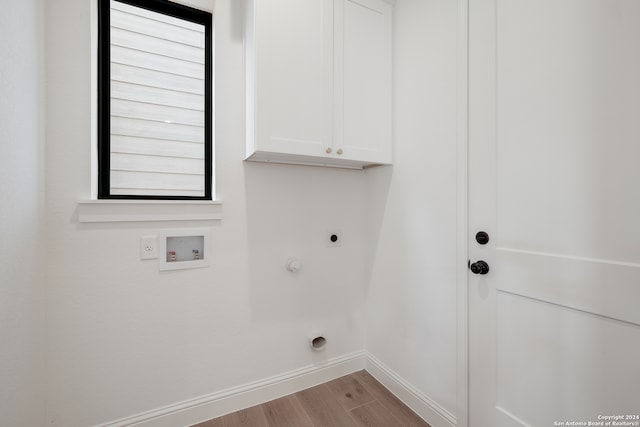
[107,0,208,198]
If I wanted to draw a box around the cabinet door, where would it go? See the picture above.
[335,0,392,164]
[253,0,334,158]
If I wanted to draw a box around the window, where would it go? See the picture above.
[98,0,212,199]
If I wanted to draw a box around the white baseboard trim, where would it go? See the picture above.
[364,351,457,427]
[97,350,457,427]
[96,351,366,427]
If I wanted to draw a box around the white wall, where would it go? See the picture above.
[40,0,461,424]
[45,0,367,425]
[0,0,46,425]
[365,0,460,419]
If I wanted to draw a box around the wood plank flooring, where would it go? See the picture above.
[191,370,431,427]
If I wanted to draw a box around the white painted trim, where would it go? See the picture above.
[77,200,222,223]
[497,246,640,269]
[364,352,457,427]
[347,0,393,13]
[456,0,470,427]
[94,351,366,427]
[94,351,461,427]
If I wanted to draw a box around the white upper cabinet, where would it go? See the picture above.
[245,0,393,169]
[335,0,392,165]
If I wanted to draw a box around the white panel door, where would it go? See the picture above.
[468,0,640,426]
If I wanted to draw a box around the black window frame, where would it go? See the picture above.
[98,0,213,200]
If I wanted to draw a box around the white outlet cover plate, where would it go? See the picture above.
[326,229,342,247]
[140,235,158,260]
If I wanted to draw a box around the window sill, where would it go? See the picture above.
[77,200,222,223]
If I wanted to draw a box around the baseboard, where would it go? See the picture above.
[95,351,366,427]
[96,350,457,427]
[364,351,457,427]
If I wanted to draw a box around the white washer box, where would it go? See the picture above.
[158,228,211,271]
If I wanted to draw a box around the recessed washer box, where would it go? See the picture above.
[158,228,211,271]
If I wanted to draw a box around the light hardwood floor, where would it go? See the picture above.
[191,370,431,427]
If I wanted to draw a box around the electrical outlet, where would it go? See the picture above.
[326,229,342,247]
[140,236,158,260]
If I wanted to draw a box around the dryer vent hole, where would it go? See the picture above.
[311,336,327,351]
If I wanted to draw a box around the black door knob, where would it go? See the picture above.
[469,260,490,275]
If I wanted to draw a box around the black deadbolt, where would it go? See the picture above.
[330,234,338,243]
[475,231,490,245]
